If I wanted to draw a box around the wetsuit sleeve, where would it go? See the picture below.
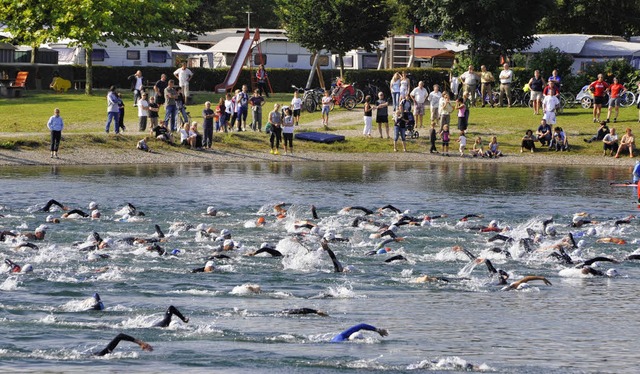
[331,323,378,342]
[311,206,319,220]
[484,259,497,274]
[321,241,343,273]
[379,205,401,213]
[94,333,136,356]
[254,247,283,257]
[66,209,89,217]
[41,199,64,212]
[350,206,374,215]
[154,225,165,238]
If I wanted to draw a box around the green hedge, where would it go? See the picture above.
[1,64,580,94]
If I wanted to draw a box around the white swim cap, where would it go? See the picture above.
[21,264,33,273]
[102,238,114,247]
[206,206,217,215]
[220,229,231,238]
[87,253,100,261]
[196,223,207,231]
[489,220,497,227]
[586,227,597,236]
[403,209,411,215]
[45,215,54,223]
[344,265,356,272]
[323,232,335,241]
[310,226,320,235]
[223,239,234,249]
[389,224,398,232]
[91,209,101,218]
[606,268,619,277]
[88,201,98,210]
[545,225,557,236]
[260,242,274,250]
[205,260,214,269]
[35,225,47,233]
[577,239,586,248]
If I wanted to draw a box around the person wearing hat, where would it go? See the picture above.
[191,260,215,273]
[205,206,217,216]
[20,225,47,241]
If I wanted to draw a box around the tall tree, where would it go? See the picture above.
[276,0,393,77]
[538,0,640,38]
[0,0,60,63]
[181,0,280,35]
[407,0,553,59]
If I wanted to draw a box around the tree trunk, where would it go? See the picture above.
[30,46,38,64]
[85,46,93,95]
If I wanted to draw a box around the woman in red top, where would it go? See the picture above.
[589,74,609,123]
[606,77,626,123]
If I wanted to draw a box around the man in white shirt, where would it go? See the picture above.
[542,91,560,125]
[426,84,442,127]
[173,62,193,100]
[137,92,150,131]
[410,81,429,128]
[460,65,479,106]
[127,70,144,107]
[498,63,513,107]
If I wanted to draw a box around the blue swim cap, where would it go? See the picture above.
[93,292,101,301]
[171,249,180,255]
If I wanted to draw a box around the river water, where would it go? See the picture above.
[0,161,638,373]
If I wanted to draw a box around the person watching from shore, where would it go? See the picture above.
[615,127,635,158]
[268,103,282,155]
[137,92,149,132]
[521,130,536,153]
[147,96,159,130]
[536,119,552,146]
[47,108,64,159]
[470,136,484,157]
[602,128,618,156]
[485,136,503,158]
[584,121,609,144]
[152,121,173,143]
[179,123,194,148]
[550,126,568,152]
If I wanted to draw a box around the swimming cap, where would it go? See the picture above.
[577,239,585,248]
[91,209,101,218]
[310,226,320,235]
[35,225,48,233]
[260,242,274,250]
[171,249,181,255]
[586,227,597,236]
[87,253,100,261]
[204,260,214,269]
[323,232,335,241]
[21,264,33,273]
[88,201,98,210]
[606,268,619,277]
[389,224,398,232]
[223,239,234,249]
[489,220,497,227]
[545,225,557,236]
[206,206,217,215]
[93,293,101,301]
[46,215,54,223]
[220,229,231,238]
[196,223,207,231]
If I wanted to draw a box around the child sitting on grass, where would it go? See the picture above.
[470,136,484,157]
[137,137,150,152]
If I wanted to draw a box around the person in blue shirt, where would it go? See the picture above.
[330,323,388,342]
[47,108,64,158]
[632,160,640,183]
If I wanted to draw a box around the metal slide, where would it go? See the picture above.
[214,28,257,93]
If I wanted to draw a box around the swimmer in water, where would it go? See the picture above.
[320,239,344,273]
[153,305,189,327]
[378,204,402,214]
[331,323,388,342]
[451,245,477,261]
[340,206,374,215]
[384,254,407,263]
[502,276,552,291]
[61,209,90,218]
[596,237,626,245]
[5,259,22,273]
[191,260,217,273]
[39,199,69,212]
[88,293,105,311]
[205,206,217,216]
[459,214,483,221]
[614,215,634,226]
[246,243,282,257]
[281,308,328,316]
[21,226,47,241]
[311,205,319,219]
[13,242,39,250]
[413,274,450,283]
[94,333,153,356]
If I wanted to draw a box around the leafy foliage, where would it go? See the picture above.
[276,0,393,75]
[527,47,574,79]
[538,0,640,38]
[407,0,553,57]
[181,0,280,35]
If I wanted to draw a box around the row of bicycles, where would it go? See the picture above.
[292,79,389,113]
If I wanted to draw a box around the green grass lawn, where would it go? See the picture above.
[1,89,638,155]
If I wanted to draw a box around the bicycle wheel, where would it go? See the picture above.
[620,91,636,108]
[355,89,364,104]
[523,92,532,108]
[580,97,592,109]
[562,93,575,108]
[304,96,316,112]
[557,95,566,114]
[343,96,357,110]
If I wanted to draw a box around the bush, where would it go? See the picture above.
[527,46,574,79]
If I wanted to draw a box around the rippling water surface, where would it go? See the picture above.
[0,161,638,373]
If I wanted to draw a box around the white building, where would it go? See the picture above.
[522,34,640,73]
[46,39,173,67]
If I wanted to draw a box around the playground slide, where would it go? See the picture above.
[215,28,256,93]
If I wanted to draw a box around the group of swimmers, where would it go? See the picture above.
[2,197,637,357]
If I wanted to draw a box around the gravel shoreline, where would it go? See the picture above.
[0,146,636,168]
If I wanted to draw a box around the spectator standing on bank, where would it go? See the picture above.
[410,81,428,129]
[116,92,126,133]
[164,80,178,132]
[606,77,626,123]
[256,65,269,97]
[127,70,144,106]
[528,70,545,115]
[480,65,495,107]
[138,92,149,131]
[147,96,159,130]
[202,101,214,149]
[427,84,442,128]
[105,86,119,134]
[154,74,168,107]
[251,89,266,131]
[460,65,479,106]
[498,63,513,107]
[173,62,193,100]
[588,73,609,123]
[47,108,64,158]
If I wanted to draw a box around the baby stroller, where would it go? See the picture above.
[403,111,419,139]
